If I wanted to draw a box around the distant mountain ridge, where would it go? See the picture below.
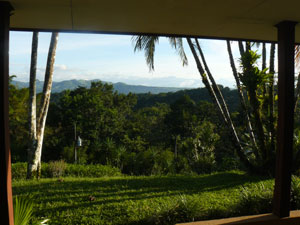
[11,79,187,94]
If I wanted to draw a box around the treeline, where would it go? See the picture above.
[135,85,240,112]
[10,80,242,175]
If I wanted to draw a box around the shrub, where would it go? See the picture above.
[135,149,156,175]
[175,156,192,175]
[121,152,137,175]
[191,157,216,174]
[12,162,50,179]
[62,145,88,164]
[11,162,27,180]
[48,160,67,177]
[218,157,241,171]
[12,162,122,179]
[234,177,300,215]
[65,164,121,177]
[145,195,203,225]
[152,149,175,175]
[291,175,300,209]
[235,183,273,215]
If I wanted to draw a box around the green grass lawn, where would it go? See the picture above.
[12,171,274,225]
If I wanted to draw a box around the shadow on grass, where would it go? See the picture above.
[12,171,272,224]
[13,171,269,200]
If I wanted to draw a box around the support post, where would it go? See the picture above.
[74,122,77,164]
[273,21,297,218]
[0,2,14,225]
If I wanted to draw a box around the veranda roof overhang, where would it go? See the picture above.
[1,1,300,225]
[3,0,300,42]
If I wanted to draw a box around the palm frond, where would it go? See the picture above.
[14,196,34,225]
[168,37,188,67]
[132,35,159,71]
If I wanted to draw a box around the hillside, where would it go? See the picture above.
[12,79,240,112]
[12,79,185,94]
[135,85,240,112]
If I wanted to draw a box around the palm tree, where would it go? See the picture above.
[132,35,253,170]
[132,36,188,71]
[134,35,294,173]
[226,40,258,154]
[187,38,252,169]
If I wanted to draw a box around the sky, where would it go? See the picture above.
[9,31,266,88]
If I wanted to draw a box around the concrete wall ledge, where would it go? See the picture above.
[177,210,300,225]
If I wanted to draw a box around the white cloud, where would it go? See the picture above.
[57,34,131,51]
[179,80,198,87]
[9,32,249,88]
[55,64,67,71]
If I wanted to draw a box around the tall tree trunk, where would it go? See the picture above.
[246,42,251,52]
[186,37,252,170]
[27,31,38,179]
[262,43,266,70]
[239,47,267,162]
[27,32,59,179]
[238,41,245,56]
[248,88,267,160]
[226,40,258,156]
[195,39,231,124]
[194,39,247,156]
[186,38,227,124]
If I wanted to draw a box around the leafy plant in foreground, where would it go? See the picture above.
[14,196,49,225]
[14,196,34,225]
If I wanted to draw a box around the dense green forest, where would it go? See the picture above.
[10,79,242,175]
[9,75,300,176]
[135,85,240,111]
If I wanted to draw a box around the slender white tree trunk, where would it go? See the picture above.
[27,32,59,179]
[27,31,38,178]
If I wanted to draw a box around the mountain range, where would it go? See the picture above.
[11,79,187,94]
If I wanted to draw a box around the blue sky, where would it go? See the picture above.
[9,31,249,88]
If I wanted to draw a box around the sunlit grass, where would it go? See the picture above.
[13,171,273,225]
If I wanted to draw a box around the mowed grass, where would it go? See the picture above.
[12,171,273,225]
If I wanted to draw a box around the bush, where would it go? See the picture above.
[235,183,273,215]
[218,157,242,171]
[11,162,27,180]
[234,177,300,215]
[65,164,121,177]
[62,145,88,164]
[12,162,122,179]
[191,157,216,174]
[145,195,203,225]
[122,152,137,175]
[152,150,175,175]
[12,162,51,179]
[48,160,67,177]
[174,156,192,175]
[291,175,300,209]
